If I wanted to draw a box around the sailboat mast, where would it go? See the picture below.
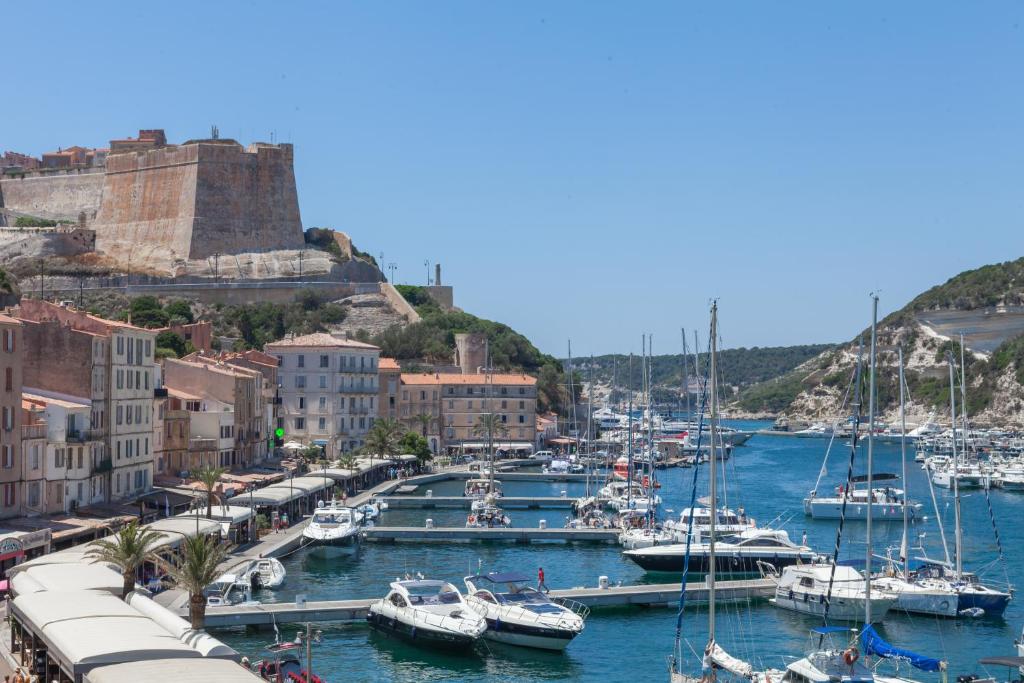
[959,333,969,461]
[865,294,878,625]
[627,353,634,510]
[586,357,594,497]
[708,303,719,645]
[948,354,963,579]
[682,329,691,426]
[487,340,494,495]
[899,346,910,579]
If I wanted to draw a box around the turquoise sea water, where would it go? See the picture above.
[217,422,1024,682]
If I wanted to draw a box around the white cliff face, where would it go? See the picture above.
[774,317,1024,427]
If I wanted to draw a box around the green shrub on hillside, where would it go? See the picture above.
[15,216,58,228]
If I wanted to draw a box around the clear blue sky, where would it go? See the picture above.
[6,2,1023,357]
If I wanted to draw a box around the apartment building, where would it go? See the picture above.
[0,315,23,518]
[397,373,538,453]
[20,403,46,516]
[23,391,104,513]
[162,356,265,468]
[14,300,158,502]
[264,333,380,456]
[377,358,401,421]
[153,393,190,478]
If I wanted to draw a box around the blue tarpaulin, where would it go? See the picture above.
[861,625,943,672]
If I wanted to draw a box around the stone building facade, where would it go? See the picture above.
[13,300,157,502]
[265,333,380,456]
[397,373,538,453]
[0,315,23,518]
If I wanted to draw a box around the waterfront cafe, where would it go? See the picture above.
[246,475,330,521]
[82,658,262,683]
[175,505,256,545]
[0,529,52,574]
[8,588,240,682]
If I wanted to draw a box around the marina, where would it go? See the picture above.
[378,495,577,509]
[362,525,619,543]
[200,579,775,627]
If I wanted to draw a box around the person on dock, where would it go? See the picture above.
[537,567,548,593]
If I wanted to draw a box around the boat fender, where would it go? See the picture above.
[843,648,859,666]
[468,515,476,525]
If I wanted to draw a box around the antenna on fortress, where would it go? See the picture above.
[211,125,220,140]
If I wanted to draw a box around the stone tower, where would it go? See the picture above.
[454,332,488,375]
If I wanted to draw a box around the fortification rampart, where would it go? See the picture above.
[93,140,304,267]
[0,169,104,222]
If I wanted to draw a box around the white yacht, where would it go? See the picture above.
[249,558,286,590]
[367,579,487,651]
[803,473,922,521]
[662,506,756,539]
[302,500,364,550]
[205,573,259,607]
[871,570,958,617]
[463,571,587,650]
[466,501,511,527]
[618,525,677,550]
[769,564,897,621]
[356,497,389,521]
[625,528,816,574]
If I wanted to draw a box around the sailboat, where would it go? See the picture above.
[466,342,511,529]
[903,348,1011,617]
[670,303,782,683]
[782,296,935,683]
[871,347,960,617]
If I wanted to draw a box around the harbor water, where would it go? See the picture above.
[216,422,1023,681]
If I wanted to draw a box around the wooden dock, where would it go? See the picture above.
[362,526,617,543]
[380,495,576,509]
[201,578,774,628]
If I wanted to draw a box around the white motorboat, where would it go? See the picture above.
[769,563,897,621]
[662,506,755,539]
[367,579,487,651]
[625,528,817,574]
[249,558,286,590]
[803,473,922,521]
[463,571,587,650]
[356,497,389,521]
[302,500,363,550]
[206,573,260,607]
[543,458,571,474]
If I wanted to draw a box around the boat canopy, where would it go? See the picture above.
[860,625,943,672]
[850,473,900,483]
[710,642,753,678]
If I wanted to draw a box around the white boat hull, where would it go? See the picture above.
[771,592,896,621]
[803,499,920,521]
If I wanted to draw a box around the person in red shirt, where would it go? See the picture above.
[537,567,548,593]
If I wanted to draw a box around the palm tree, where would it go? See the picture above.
[473,413,509,441]
[195,465,228,519]
[86,521,166,598]
[414,413,432,438]
[364,418,404,466]
[337,453,359,472]
[158,534,227,630]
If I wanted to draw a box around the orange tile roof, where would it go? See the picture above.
[265,332,379,350]
[379,358,401,370]
[400,373,536,386]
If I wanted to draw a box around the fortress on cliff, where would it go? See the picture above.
[0,129,305,273]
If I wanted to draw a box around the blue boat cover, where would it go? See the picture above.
[860,625,943,672]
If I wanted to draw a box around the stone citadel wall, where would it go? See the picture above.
[0,169,104,223]
[0,139,305,272]
[95,140,305,267]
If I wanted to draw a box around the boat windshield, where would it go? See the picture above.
[314,510,350,525]
[404,585,461,605]
[494,583,548,604]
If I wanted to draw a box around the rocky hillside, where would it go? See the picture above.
[736,257,1024,425]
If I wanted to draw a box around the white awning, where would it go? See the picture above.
[84,658,261,683]
[176,505,255,525]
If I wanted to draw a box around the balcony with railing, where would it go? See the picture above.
[92,458,113,475]
[21,423,47,440]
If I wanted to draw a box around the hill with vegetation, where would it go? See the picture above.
[738,257,1024,423]
[571,344,834,406]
